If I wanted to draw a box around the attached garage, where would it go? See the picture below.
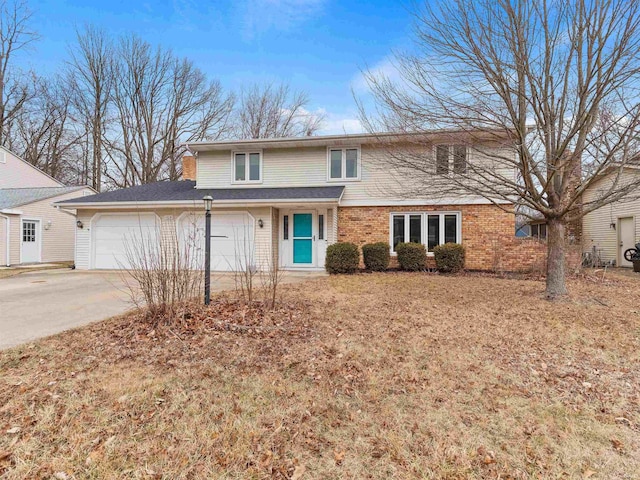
[92,213,160,269]
[55,180,345,271]
[178,212,255,272]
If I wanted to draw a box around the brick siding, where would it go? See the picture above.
[337,204,578,272]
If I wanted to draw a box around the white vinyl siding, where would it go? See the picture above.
[583,170,640,265]
[0,146,62,188]
[2,188,93,265]
[196,144,514,206]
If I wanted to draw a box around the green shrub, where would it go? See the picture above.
[433,243,466,273]
[325,242,360,274]
[396,242,427,271]
[362,242,390,271]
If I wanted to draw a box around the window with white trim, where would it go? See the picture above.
[390,212,461,253]
[435,145,467,174]
[328,147,360,180]
[233,152,261,183]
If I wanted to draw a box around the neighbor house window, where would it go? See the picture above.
[391,212,460,253]
[531,223,547,240]
[436,145,467,174]
[234,152,261,182]
[283,215,289,240]
[328,147,360,180]
[318,214,324,240]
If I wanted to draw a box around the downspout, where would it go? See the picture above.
[0,213,10,266]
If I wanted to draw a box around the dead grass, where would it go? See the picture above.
[1,271,639,479]
[0,262,73,280]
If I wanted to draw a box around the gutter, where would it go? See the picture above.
[0,213,10,266]
[54,198,343,209]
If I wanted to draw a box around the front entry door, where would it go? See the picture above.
[619,217,635,267]
[293,213,313,265]
[21,219,40,263]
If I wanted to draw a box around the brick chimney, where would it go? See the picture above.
[182,154,196,181]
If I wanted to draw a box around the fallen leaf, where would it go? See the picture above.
[334,448,345,465]
[291,464,306,480]
[610,438,624,452]
[583,469,597,479]
[0,451,11,461]
[5,427,20,434]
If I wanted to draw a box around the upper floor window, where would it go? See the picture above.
[233,151,261,183]
[328,147,360,181]
[436,144,467,174]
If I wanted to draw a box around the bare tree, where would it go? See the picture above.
[360,0,640,299]
[66,26,113,192]
[8,76,85,183]
[0,0,38,146]
[234,82,324,138]
[103,35,234,188]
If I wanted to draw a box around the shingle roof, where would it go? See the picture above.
[56,181,345,205]
[0,186,86,210]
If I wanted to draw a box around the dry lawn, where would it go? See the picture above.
[1,271,639,479]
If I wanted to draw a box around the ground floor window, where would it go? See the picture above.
[390,212,461,253]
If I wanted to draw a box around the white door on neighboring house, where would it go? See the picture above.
[619,217,635,267]
[21,219,40,263]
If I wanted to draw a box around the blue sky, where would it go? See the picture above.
[19,0,415,135]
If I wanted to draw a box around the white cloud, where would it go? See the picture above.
[351,56,402,94]
[318,110,364,135]
[239,0,326,40]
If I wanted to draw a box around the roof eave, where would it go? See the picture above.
[187,129,515,152]
[55,198,343,209]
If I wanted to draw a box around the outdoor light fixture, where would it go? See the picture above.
[258,219,264,228]
[610,222,617,230]
[203,195,213,212]
[203,195,213,305]
[44,221,52,230]
[76,220,84,229]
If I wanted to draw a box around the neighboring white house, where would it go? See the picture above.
[0,146,94,266]
[582,167,640,267]
[56,131,530,273]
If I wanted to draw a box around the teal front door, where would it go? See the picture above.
[293,213,313,264]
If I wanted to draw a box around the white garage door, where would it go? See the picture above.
[178,212,255,272]
[178,213,255,272]
[92,214,160,269]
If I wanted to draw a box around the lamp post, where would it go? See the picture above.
[203,195,213,305]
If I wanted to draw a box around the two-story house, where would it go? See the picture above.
[0,146,94,266]
[56,132,523,272]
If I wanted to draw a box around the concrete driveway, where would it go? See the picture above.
[0,269,324,350]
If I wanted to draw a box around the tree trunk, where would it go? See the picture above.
[546,218,567,299]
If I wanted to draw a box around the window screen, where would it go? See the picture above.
[453,145,467,173]
[436,145,449,174]
[345,149,358,178]
[444,215,457,243]
[409,215,421,243]
[427,215,440,251]
[249,153,260,181]
[392,215,405,250]
[235,153,246,181]
[330,150,342,179]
